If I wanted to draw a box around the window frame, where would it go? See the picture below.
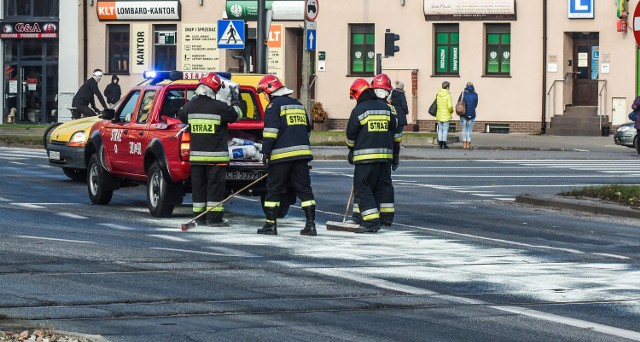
[153,24,177,71]
[5,0,59,17]
[485,24,511,76]
[434,24,460,76]
[349,24,375,76]
[107,24,130,75]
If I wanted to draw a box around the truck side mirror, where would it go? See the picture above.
[102,108,115,120]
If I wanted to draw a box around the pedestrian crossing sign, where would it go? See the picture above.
[218,20,245,49]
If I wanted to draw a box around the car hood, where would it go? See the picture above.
[50,116,102,143]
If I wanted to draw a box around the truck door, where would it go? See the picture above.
[103,90,140,173]
[124,89,157,176]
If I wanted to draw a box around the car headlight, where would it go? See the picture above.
[67,131,87,147]
[617,126,631,132]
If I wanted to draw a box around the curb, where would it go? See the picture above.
[515,194,640,220]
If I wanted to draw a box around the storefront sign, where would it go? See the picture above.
[0,22,58,38]
[131,24,150,74]
[97,1,180,21]
[226,1,304,21]
[181,24,220,72]
[424,0,516,20]
[267,24,285,81]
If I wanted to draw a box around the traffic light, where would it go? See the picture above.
[384,30,400,57]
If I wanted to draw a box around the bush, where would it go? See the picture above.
[311,102,329,123]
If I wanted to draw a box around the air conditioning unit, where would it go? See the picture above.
[156,31,176,45]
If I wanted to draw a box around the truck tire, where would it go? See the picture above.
[87,153,113,205]
[63,167,87,181]
[42,122,62,150]
[147,162,178,217]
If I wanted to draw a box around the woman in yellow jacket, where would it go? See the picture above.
[436,81,453,149]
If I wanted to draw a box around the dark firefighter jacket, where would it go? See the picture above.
[178,95,240,165]
[262,95,313,164]
[346,90,398,163]
[72,77,108,109]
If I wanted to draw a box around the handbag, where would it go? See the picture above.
[629,111,638,122]
[455,92,466,117]
[428,96,437,117]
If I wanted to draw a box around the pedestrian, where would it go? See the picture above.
[71,69,109,119]
[104,75,121,109]
[632,95,640,155]
[436,81,453,149]
[390,80,409,133]
[346,78,397,233]
[178,73,243,227]
[256,75,317,236]
[459,81,478,149]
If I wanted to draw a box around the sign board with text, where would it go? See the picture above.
[96,1,180,21]
[226,0,304,21]
[181,24,220,72]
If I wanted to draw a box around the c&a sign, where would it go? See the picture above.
[97,1,181,21]
[0,22,58,38]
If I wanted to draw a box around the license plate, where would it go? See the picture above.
[226,170,263,180]
[49,151,60,161]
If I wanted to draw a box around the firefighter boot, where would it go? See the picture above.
[354,219,381,234]
[300,205,317,236]
[257,207,278,235]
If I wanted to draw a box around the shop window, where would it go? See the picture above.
[485,24,511,76]
[434,24,459,75]
[108,25,130,74]
[349,24,375,75]
[5,0,59,17]
[153,25,177,71]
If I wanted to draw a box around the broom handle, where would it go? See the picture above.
[343,184,354,223]
[191,173,268,223]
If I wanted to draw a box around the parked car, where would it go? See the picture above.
[613,122,637,149]
[44,116,102,181]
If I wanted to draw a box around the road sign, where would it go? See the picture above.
[217,20,245,49]
[305,0,319,21]
[634,1,640,45]
[306,29,316,51]
[567,0,594,19]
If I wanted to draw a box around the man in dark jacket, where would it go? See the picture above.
[390,80,409,132]
[178,73,243,227]
[257,74,316,236]
[71,69,109,119]
[104,75,121,108]
[346,78,397,233]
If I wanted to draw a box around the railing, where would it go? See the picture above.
[597,79,607,130]
[546,72,574,125]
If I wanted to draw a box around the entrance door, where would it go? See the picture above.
[572,35,598,106]
[20,65,44,123]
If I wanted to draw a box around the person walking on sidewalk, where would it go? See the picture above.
[390,80,409,134]
[632,95,640,155]
[436,81,453,149]
[256,75,317,236]
[459,81,478,149]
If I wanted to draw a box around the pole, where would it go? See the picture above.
[376,53,382,75]
[301,24,311,122]
[256,0,267,74]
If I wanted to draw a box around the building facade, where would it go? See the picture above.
[1,0,637,134]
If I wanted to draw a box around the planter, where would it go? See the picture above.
[313,121,329,131]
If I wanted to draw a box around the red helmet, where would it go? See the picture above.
[371,73,392,92]
[257,74,285,95]
[199,73,223,92]
[349,78,370,100]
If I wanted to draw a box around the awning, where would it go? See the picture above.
[424,0,516,21]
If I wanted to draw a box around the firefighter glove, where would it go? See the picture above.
[347,150,354,165]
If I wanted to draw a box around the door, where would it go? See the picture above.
[20,65,44,122]
[104,90,141,173]
[572,36,598,106]
[124,89,157,176]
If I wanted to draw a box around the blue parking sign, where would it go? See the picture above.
[218,20,245,49]
[568,0,594,19]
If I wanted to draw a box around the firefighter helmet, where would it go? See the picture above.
[371,73,392,92]
[349,78,370,100]
[257,74,285,95]
[199,73,223,93]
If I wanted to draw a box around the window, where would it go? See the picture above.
[485,24,511,75]
[434,24,459,75]
[108,25,130,74]
[349,24,375,75]
[160,89,187,118]
[117,91,140,123]
[5,0,59,17]
[137,90,156,124]
[153,25,177,71]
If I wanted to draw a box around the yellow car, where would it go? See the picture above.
[44,116,103,180]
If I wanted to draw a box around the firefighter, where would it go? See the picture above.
[346,78,397,233]
[256,75,316,236]
[178,73,243,227]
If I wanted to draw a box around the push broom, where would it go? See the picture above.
[325,185,360,232]
[181,173,268,231]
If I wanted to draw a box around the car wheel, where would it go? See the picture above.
[87,154,113,205]
[62,167,87,181]
[147,162,179,217]
[42,122,62,150]
[260,189,293,219]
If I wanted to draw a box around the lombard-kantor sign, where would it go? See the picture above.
[424,0,516,20]
[97,1,181,21]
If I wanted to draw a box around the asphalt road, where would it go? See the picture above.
[0,146,639,341]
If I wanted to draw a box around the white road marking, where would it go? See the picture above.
[12,203,44,209]
[17,235,96,244]
[57,212,88,219]
[151,247,253,257]
[0,197,10,201]
[204,246,262,258]
[98,223,135,231]
[148,234,190,242]
[593,253,630,260]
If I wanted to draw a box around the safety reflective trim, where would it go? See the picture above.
[206,206,224,212]
[387,104,397,114]
[380,203,394,213]
[353,203,360,213]
[190,155,230,162]
[271,149,313,161]
[233,106,243,120]
[188,113,221,120]
[394,133,403,142]
[359,114,391,126]
[264,201,280,208]
[300,200,316,207]
[346,139,355,147]
[354,148,393,156]
[191,151,229,157]
[264,127,279,134]
[189,118,221,126]
[266,219,275,223]
[361,208,379,217]
[193,202,206,209]
[362,212,380,221]
[263,127,279,139]
[280,107,306,116]
[353,153,393,161]
[207,201,224,208]
[357,109,390,122]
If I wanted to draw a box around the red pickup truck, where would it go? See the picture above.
[84,72,293,218]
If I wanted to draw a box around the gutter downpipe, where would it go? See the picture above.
[83,0,88,81]
[541,0,548,133]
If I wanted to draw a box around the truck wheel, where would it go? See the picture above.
[63,167,87,181]
[42,122,62,150]
[260,191,292,219]
[87,154,113,204]
[147,162,178,217]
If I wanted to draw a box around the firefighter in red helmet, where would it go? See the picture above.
[257,74,317,236]
[178,73,243,226]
